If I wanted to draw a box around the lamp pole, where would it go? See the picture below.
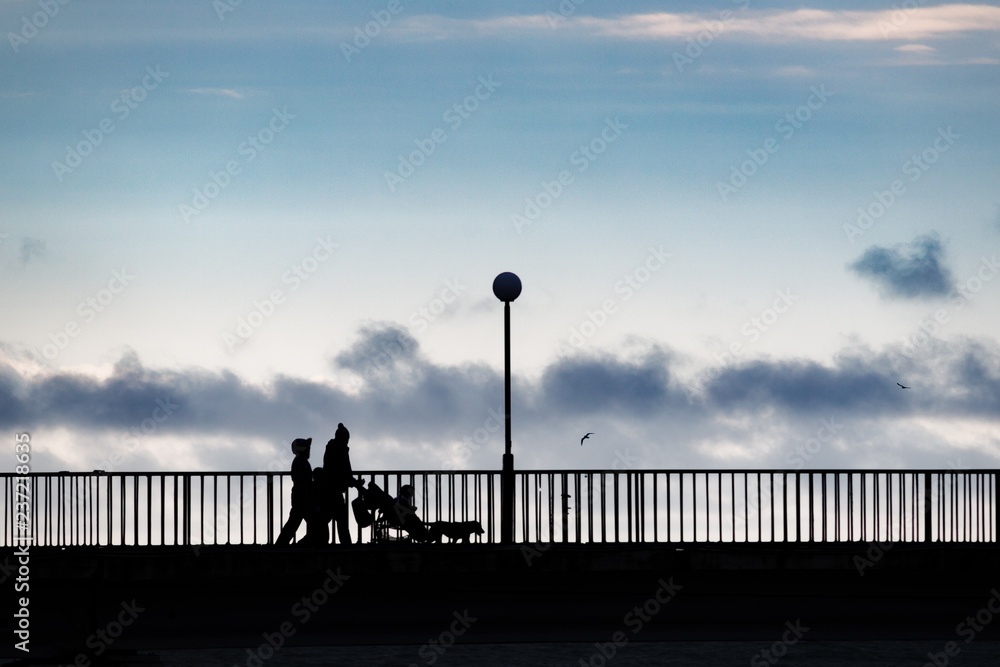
[493,272,521,545]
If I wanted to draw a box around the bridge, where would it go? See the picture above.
[4,468,1000,662]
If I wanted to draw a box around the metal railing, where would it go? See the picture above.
[2,469,996,547]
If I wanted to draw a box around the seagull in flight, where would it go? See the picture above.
[897,382,910,389]
[580,432,594,446]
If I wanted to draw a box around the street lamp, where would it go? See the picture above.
[492,272,521,545]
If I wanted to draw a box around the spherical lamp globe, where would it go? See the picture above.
[492,272,522,303]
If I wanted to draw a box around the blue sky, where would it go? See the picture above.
[1,1,999,474]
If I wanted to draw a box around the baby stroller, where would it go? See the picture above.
[352,480,430,543]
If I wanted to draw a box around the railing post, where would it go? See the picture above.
[991,473,1000,542]
[808,473,814,543]
[923,473,932,544]
[560,473,570,543]
[182,474,191,546]
[267,474,274,545]
[820,473,827,543]
[782,473,788,544]
[795,473,800,542]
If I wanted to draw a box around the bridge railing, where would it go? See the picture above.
[2,469,996,547]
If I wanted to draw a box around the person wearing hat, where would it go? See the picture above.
[276,437,312,546]
[323,422,362,545]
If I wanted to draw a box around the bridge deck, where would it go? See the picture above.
[6,542,1000,659]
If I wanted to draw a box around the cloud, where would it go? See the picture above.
[19,237,45,265]
[187,88,243,99]
[772,66,817,77]
[539,348,692,417]
[2,324,999,473]
[394,5,1000,43]
[332,323,420,378]
[849,234,955,299]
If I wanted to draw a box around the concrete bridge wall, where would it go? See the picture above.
[5,543,1000,661]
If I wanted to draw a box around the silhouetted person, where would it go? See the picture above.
[393,483,429,541]
[301,467,329,546]
[394,484,417,519]
[276,438,312,546]
[323,423,362,545]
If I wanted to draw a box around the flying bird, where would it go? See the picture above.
[580,432,594,446]
[897,383,910,389]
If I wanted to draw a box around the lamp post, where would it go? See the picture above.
[492,272,521,545]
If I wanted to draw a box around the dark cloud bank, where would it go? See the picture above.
[2,323,999,471]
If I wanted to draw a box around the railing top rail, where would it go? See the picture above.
[2,468,999,478]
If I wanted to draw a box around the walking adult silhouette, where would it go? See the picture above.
[323,423,362,545]
[275,438,312,546]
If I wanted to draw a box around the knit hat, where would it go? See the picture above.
[291,438,312,455]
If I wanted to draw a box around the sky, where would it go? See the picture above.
[1,0,999,476]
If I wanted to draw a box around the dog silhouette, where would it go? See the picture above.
[427,520,484,544]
